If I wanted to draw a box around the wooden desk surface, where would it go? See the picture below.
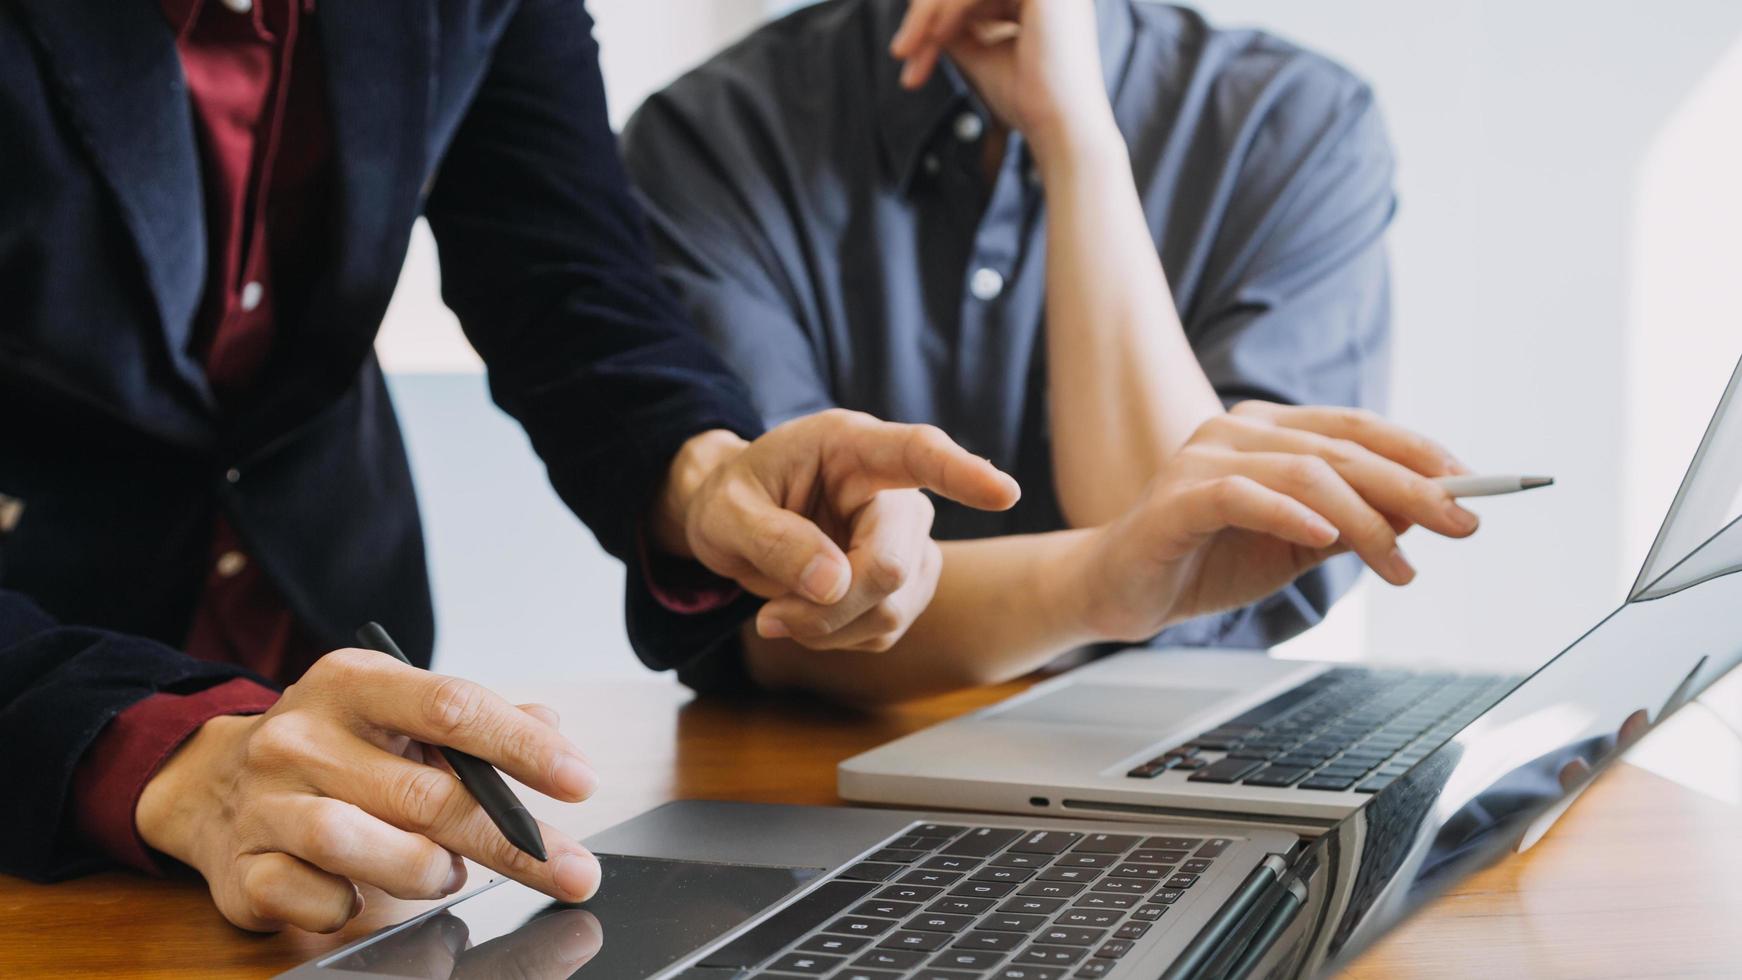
[4,676,1740,978]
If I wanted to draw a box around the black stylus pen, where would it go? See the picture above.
[355,622,548,862]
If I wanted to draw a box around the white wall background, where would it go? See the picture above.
[379,1,1742,690]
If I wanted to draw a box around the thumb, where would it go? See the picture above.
[721,501,854,605]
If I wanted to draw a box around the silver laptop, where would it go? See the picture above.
[284,478,1742,978]
[839,357,1742,831]
[283,360,1742,980]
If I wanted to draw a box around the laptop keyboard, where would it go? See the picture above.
[691,822,1234,979]
[1125,668,1517,793]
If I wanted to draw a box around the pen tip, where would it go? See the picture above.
[504,808,548,862]
[1521,476,1555,489]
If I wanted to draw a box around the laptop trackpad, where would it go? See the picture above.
[989,683,1238,730]
[326,855,818,978]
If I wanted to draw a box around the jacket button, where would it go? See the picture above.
[225,468,241,485]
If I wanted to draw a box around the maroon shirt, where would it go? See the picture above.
[73,0,327,872]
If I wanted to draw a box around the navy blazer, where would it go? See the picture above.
[0,0,763,881]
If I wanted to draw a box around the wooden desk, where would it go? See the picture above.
[3,676,1740,978]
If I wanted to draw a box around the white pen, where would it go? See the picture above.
[1434,474,1555,498]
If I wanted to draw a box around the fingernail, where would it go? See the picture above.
[554,852,599,902]
[554,755,596,799]
[758,613,791,639]
[1307,516,1339,545]
[441,857,467,896]
[1383,547,1416,584]
[801,555,848,603]
[1444,502,1480,534]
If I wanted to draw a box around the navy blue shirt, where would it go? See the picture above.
[623,0,1395,647]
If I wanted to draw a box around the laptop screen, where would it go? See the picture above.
[1236,360,1742,979]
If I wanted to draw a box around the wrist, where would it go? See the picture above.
[651,429,749,559]
[1028,111,1124,181]
[1032,528,1115,648]
[136,713,251,868]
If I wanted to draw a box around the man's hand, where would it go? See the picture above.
[652,411,1020,652]
[135,651,601,933]
[891,0,1116,164]
[1064,402,1479,642]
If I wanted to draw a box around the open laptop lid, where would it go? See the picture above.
[1216,362,1742,979]
[1631,355,1742,601]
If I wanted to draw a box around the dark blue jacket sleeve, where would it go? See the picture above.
[422,0,766,675]
[0,589,263,881]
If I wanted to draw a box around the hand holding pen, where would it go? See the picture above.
[131,630,601,934]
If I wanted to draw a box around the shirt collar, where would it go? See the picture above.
[876,0,1137,191]
[159,0,201,36]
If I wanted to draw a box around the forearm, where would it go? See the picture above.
[1038,126,1221,526]
[743,532,1101,705]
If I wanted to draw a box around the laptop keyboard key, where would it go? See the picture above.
[972,866,1036,884]
[1299,775,1358,791]
[1036,866,1099,883]
[928,896,994,915]
[1016,945,1087,966]
[1114,921,1151,940]
[992,969,1064,980]
[1071,893,1138,910]
[1194,838,1231,858]
[1056,908,1120,928]
[1179,859,1212,875]
[1356,776,1395,793]
[932,949,1007,971]
[1073,833,1140,853]
[1009,831,1083,855]
[1000,896,1067,915]
[767,951,845,974]
[1186,758,1263,783]
[906,912,977,933]
[878,930,951,952]
[1165,873,1199,888]
[868,848,927,864]
[840,862,905,882]
[1129,905,1168,921]
[1147,889,1185,904]
[825,916,897,937]
[1019,881,1085,898]
[828,969,902,980]
[1054,853,1114,869]
[943,828,1026,857]
[875,884,942,902]
[922,856,982,873]
[1073,960,1113,978]
[1036,926,1106,946]
[852,899,920,918]
[1090,877,1155,894]
[953,930,1025,951]
[852,948,927,970]
[980,912,1048,932]
[949,881,1016,899]
[900,869,964,887]
[800,934,872,955]
[1093,939,1135,959]
[1127,849,1187,865]
[1243,765,1310,787]
[1107,864,1164,879]
[1140,836,1202,851]
[987,852,1051,869]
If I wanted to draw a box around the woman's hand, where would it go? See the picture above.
[136,650,602,933]
[1068,401,1478,642]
